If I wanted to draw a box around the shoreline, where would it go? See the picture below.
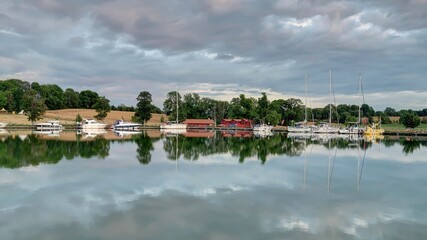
[3,125,427,136]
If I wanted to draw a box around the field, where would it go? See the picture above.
[0,109,166,126]
[382,123,427,130]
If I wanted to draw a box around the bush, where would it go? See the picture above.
[400,111,421,128]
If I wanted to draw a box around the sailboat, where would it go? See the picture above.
[364,118,385,136]
[288,74,313,134]
[339,74,365,135]
[160,91,187,130]
[314,70,339,134]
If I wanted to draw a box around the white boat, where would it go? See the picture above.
[82,129,107,138]
[253,131,273,138]
[35,120,63,130]
[0,122,7,128]
[81,119,107,129]
[0,129,9,135]
[288,122,314,133]
[314,122,339,134]
[160,121,187,129]
[253,124,273,132]
[314,70,339,134]
[160,128,187,135]
[112,119,142,131]
[338,124,364,134]
[160,91,187,129]
[113,130,142,138]
[33,130,62,137]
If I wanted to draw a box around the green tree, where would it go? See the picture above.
[182,93,202,119]
[269,99,286,125]
[163,91,184,122]
[384,107,397,116]
[36,84,66,110]
[282,98,304,125]
[75,114,82,123]
[361,104,375,118]
[21,89,47,124]
[79,90,99,109]
[93,96,110,120]
[400,110,421,129]
[135,91,153,125]
[265,110,280,126]
[64,88,80,108]
[0,91,6,109]
[257,93,269,122]
[228,94,258,119]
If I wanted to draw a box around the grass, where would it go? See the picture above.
[382,123,427,130]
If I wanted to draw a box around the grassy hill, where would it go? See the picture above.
[0,109,166,126]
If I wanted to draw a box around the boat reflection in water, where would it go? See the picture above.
[160,128,187,136]
[81,129,107,139]
[113,130,142,138]
[32,130,62,137]
[253,130,274,138]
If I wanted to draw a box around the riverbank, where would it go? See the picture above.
[2,110,427,136]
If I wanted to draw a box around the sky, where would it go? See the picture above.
[0,0,426,111]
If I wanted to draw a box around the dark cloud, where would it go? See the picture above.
[0,0,426,109]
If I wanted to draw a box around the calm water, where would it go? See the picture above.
[1,131,427,240]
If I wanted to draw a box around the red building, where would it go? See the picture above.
[183,130,215,138]
[183,119,215,128]
[220,119,253,129]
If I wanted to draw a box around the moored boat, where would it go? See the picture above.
[112,119,142,131]
[35,120,63,130]
[364,122,384,136]
[0,122,7,128]
[338,124,365,134]
[81,119,107,129]
[253,123,273,132]
[160,121,187,129]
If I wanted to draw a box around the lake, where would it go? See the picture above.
[1,130,426,240]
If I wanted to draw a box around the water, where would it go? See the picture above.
[1,131,426,240]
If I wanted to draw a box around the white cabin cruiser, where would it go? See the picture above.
[81,119,107,129]
[35,120,63,130]
[112,120,142,131]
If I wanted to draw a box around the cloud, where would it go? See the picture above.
[0,0,426,110]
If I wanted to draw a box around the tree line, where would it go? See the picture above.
[1,79,425,127]
[137,90,426,127]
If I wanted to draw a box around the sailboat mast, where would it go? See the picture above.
[176,91,179,123]
[329,70,332,126]
[305,74,308,123]
[358,73,362,124]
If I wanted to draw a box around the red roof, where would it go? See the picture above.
[222,119,252,122]
[183,119,215,124]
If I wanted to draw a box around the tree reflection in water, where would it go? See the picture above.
[1,132,426,169]
[0,134,110,168]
